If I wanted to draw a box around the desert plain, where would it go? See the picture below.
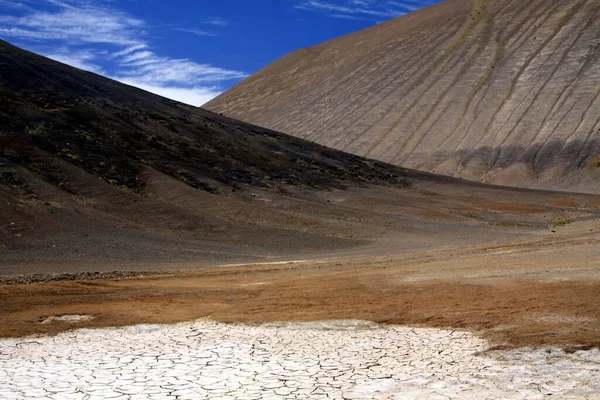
[1,0,600,394]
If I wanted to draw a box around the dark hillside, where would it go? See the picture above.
[1,40,598,276]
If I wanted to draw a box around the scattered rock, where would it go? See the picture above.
[40,315,95,324]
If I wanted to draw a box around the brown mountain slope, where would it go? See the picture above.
[2,40,600,277]
[0,39,409,273]
[206,0,600,193]
[3,42,600,351]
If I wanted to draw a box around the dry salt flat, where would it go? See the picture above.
[0,319,599,400]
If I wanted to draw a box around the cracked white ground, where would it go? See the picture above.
[1,319,599,399]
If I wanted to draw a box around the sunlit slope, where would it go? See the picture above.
[206,0,600,192]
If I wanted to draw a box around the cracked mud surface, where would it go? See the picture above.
[1,319,599,400]
[1,219,599,399]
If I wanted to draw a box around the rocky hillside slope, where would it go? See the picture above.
[2,39,598,275]
[206,0,600,192]
[0,39,416,270]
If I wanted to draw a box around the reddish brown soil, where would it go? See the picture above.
[483,203,545,213]
[2,221,599,351]
[550,199,579,208]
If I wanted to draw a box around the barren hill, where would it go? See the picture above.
[2,41,600,353]
[2,40,599,277]
[206,0,600,193]
[0,39,414,273]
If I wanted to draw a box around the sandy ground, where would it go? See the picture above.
[1,319,599,399]
[1,219,599,350]
[1,201,599,400]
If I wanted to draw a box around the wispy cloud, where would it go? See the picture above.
[0,0,34,10]
[0,4,145,45]
[329,13,374,21]
[109,43,148,59]
[44,47,106,74]
[295,0,437,20]
[170,16,229,38]
[0,0,243,106]
[116,79,223,108]
[203,17,229,27]
[173,28,217,37]
[114,51,247,86]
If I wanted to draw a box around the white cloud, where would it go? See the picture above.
[115,53,247,86]
[109,43,147,59]
[0,0,34,10]
[329,13,374,20]
[0,1,245,107]
[295,0,436,20]
[115,78,222,106]
[297,1,401,18]
[171,15,230,38]
[0,5,144,45]
[203,17,229,27]
[43,48,105,74]
[121,50,155,64]
[173,28,217,37]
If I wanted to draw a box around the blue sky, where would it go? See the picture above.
[0,0,441,106]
